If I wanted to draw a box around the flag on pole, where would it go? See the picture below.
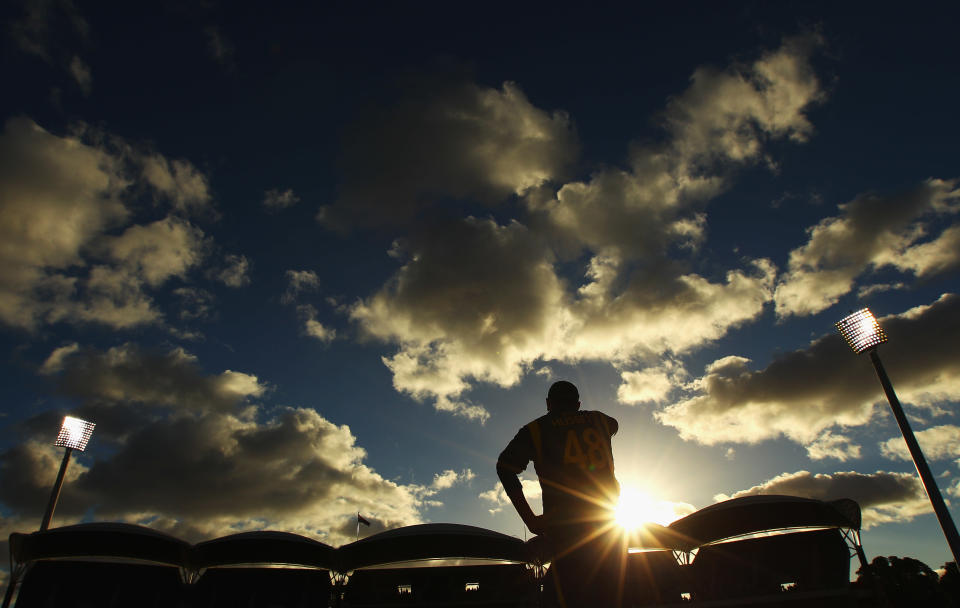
[356,512,371,541]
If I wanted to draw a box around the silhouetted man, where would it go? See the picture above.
[497,380,621,607]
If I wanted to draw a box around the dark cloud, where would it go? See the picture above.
[350,216,564,419]
[775,179,960,317]
[320,78,578,229]
[347,36,823,419]
[0,345,454,546]
[658,292,960,448]
[720,470,929,529]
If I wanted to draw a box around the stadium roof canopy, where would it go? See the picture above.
[665,495,862,551]
[8,496,863,573]
[9,522,190,567]
[192,531,336,569]
[335,523,529,570]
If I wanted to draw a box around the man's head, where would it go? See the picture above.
[546,380,580,412]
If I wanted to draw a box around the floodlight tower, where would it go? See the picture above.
[836,309,960,564]
[39,416,95,531]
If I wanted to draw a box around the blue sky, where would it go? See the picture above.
[2,0,960,587]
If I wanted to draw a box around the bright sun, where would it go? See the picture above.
[614,486,677,530]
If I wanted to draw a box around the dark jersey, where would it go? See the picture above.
[498,410,619,525]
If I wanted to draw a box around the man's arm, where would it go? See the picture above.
[496,461,546,536]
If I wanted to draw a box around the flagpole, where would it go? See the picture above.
[356,512,360,541]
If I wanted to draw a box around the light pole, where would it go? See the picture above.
[39,416,95,531]
[835,308,960,564]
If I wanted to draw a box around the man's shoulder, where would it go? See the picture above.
[583,410,618,434]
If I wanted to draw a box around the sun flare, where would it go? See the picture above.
[614,486,679,530]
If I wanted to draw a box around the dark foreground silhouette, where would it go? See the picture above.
[8,494,935,607]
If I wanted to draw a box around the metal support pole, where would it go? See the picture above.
[869,349,960,564]
[39,447,72,531]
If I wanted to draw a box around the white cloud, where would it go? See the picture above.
[352,213,779,420]
[0,117,227,331]
[617,361,687,405]
[320,79,578,228]
[140,154,213,216]
[774,179,960,317]
[857,282,906,298]
[102,216,208,287]
[263,188,300,210]
[806,431,862,461]
[894,224,960,278]
[347,37,824,420]
[431,468,475,490]
[479,479,542,515]
[532,35,824,260]
[282,270,320,304]
[216,254,250,288]
[880,425,960,462]
[351,217,565,420]
[298,304,336,343]
[40,342,80,375]
[719,470,930,529]
[657,293,960,447]
[0,116,129,328]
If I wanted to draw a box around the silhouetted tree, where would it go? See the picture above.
[940,562,960,608]
[855,556,945,607]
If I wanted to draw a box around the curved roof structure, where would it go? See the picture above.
[6,496,864,575]
[9,522,190,567]
[666,495,861,551]
[336,523,527,571]
[192,530,335,569]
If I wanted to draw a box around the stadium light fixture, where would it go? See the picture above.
[836,308,960,564]
[39,416,95,531]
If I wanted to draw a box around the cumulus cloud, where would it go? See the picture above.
[282,270,320,305]
[263,188,300,211]
[39,342,80,375]
[0,116,129,327]
[281,272,334,343]
[718,470,930,529]
[216,254,250,287]
[617,360,688,405]
[805,432,862,462]
[348,36,826,420]
[479,478,542,515]
[297,304,336,343]
[353,218,776,419]
[101,216,208,287]
[431,468,475,490]
[0,117,226,330]
[140,154,214,216]
[351,217,565,420]
[774,179,960,317]
[319,78,578,228]
[0,345,457,547]
[657,293,960,447]
[880,425,960,462]
[531,34,824,260]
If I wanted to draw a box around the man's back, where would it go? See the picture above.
[495,381,622,608]
[499,408,619,527]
